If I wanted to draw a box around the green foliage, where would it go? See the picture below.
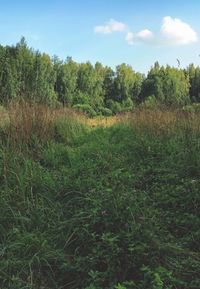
[106,99,122,114]
[1,39,200,113]
[142,95,158,108]
[142,62,190,106]
[183,103,200,112]
[72,91,90,105]
[1,109,200,288]
[73,103,97,117]
[99,107,113,116]
[113,63,143,103]
[76,61,105,109]
[54,57,78,105]
[0,38,57,105]
[0,45,19,102]
[54,115,89,144]
[121,97,134,112]
[186,64,200,102]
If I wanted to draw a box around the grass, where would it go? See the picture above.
[0,105,9,128]
[0,104,200,288]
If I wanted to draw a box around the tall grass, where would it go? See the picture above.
[127,107,200,134]
[0,102,88,151]
[0,103,200,289]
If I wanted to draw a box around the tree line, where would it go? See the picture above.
[0,38,200,116]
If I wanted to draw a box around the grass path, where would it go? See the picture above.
[0,107,200,288]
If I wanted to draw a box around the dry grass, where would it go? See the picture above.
[1,103,200,150]
[124,108,200,136]
[86,115,120,127]
[2,102,86,150]
[0,105,9,127]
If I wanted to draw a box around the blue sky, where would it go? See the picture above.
[0,0,200,73]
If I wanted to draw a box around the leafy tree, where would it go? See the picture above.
[33,52,57,104]
[16,37,34,99]
[0,38,198,110]
[0,45,19,102]
[142,62,190,106]
[103,66,115,102]
[112,63,143,103]
[76,61,105,109]
[186,64,200,102]
[54,57,78,105]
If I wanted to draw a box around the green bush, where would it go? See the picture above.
[72,91,90,105]
[99,107,113,116]
[122,97,134,109]
[183,103,200,112]
[106,100,122,114]
[142,95,159,108]
[73,104,97,117]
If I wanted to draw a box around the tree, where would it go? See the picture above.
[76,61,105,109]
[112,63,143,103]
[141,62,190,106]
[33,53,57,104]
[186,64,200,102]
[54,57,78,105]
[0,38,195,110]
[0,45,19,102]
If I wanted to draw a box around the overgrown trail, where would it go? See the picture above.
[85,116,120,127]
[0,112,200,289]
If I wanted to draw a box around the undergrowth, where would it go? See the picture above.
[0,105,200,288]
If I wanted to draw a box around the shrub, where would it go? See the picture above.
[183,103,200,112]
[106,100,122,114]
[72,91,90,105]
[122,97,134,109]
[73,104,97,117]
[142,95,158,109]
[99,107,113,116]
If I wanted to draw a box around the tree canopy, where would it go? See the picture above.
[0,38,200,114]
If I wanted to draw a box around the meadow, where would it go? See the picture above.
[0,103,200,289]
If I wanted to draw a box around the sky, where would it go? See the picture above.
[0,0,200,73]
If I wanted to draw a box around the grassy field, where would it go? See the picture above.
[0,104,200,289]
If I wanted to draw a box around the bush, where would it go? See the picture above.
[142,95,159,109]
[106,100,122,114]
[183,103,200,112]
[73,91,90,105]
[122,97,134,109]
[73,104,97,117]
[99,107,113,116]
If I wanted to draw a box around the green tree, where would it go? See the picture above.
[34,53,57,104]
[142,62,190,106]
[187,64,200,102]
[54,57,78,105]
[76,61,105,109]
[113,63,143,103]
[0,45,19,102]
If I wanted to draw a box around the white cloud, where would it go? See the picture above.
[94,19,126,34]
[137,29,154,41]
[126,29,154,45]
[161,16,198,45]
[95,16,198,47]
[126,32,134,45]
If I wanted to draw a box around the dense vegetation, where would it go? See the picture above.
[1,38,200,116]
[0,104,200,288]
